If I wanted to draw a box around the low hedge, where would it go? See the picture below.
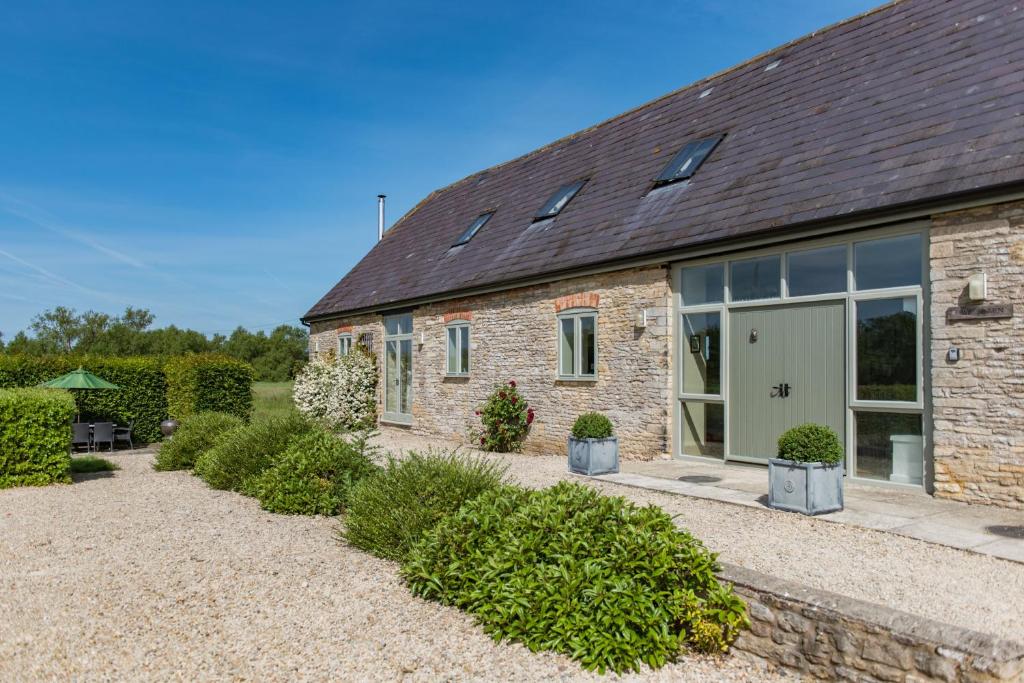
[343,450,507,562]
[194,413,311,491]
[153,411,244,471]
[245,428,380,515]
[166,354,254,422]
[0,388,76,488]
[404,481,748,674]
[0,355,167,443]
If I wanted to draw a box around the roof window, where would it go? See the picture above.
[655,135,723,185]
[535,180,586,220]
[453,212,493,246]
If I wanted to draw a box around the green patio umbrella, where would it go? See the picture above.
[40,368,119,390]
[39,368,119,422]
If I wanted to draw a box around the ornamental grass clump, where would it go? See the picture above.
[403,481,748,674]
[244,428,380,515]
[153,411,244,471]
[777,423,843,464]
[570,412,613,439]
[194,413,312,491]
[342,450,507,562]
[474,380,533,452]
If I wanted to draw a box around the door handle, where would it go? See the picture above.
[771,383,791,398]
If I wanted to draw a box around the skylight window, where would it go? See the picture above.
[655,135,723,185]
[452,212,493,246]
[535,180,586,220]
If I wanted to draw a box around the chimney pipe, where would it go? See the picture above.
[377,194,386,241]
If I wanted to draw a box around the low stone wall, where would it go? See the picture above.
[722,564,1024,681]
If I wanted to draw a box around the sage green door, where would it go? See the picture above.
[728,301,845,462]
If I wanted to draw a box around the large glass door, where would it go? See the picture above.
[383,314,413,423]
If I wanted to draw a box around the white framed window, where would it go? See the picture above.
[445,322,470,375]
[383,313,414,423]
[337,334,352,356]
[557,309,597,380]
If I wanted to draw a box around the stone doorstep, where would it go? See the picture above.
[721,563,1024,682]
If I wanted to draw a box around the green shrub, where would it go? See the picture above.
[244,428,380,515]
[70,456,119,473]
[153,411,244,471]
[194,413,311,491]
[0,388,76,488]
[570,412,613,439]
[343,450,507,562]
[404,482,748,674]
[0,355,167,443]
[474,381,533,452]
[166,354,254,422]
[777,423,843,464]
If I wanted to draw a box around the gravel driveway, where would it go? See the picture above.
[0,452,791,682]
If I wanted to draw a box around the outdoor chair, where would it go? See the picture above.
[72,422,91,453]
[113,420,135,451]
[92,422,115,453]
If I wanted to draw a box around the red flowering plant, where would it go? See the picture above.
[473,380,533,453]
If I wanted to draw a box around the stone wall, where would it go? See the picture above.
[724,563,1024,682]
[310,266,673,459]
[930,200,1024,508]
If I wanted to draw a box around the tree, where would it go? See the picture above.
[28,306,81,353]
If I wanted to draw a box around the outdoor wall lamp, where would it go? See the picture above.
[968,272,988,301]
[634,309,649,329]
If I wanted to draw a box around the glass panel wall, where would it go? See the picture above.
[681,312,721,395]
[855,412,923,484]
[681,402,725,457]
[681,264,724,305]
[787,245,847,296]
[855,297,918,402]
[676,228,926,485]
[854,234,922,290]
[730,255,781,301]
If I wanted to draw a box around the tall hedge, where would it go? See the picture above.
[0,355,167,443]
[0,388,76,488]
[165,354,254,421]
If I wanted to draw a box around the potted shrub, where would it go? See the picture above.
[567,412,619,476]
[768,423,844,515]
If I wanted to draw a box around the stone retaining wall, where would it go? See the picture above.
[723,564,1024,681]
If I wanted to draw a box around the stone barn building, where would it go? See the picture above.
[304,0,1024,509]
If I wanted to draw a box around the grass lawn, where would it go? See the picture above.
[253,381,296,420]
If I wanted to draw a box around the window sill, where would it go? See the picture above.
[380,414,413,426]
[443,373,470,380]
[556,376,597,383]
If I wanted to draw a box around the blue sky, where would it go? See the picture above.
[0,0,877,338]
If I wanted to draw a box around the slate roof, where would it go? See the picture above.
[305,0,1024,322]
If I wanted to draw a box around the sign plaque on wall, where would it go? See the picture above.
[945,304,1014,321]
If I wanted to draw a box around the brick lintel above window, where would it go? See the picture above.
[554,292,600,313]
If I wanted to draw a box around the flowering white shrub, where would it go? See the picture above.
[293,347,377,430]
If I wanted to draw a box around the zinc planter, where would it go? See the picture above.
[768,459,843,515]
[568,436,619,476]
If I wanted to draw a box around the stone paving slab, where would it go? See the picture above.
[601,459,1024,564]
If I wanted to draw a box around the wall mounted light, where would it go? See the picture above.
[968,273,988,302]
[634,309,649,328]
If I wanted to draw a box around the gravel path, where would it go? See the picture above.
[0,452,791,682]
[376,433,1024,642]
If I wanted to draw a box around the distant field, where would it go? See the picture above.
[253,381,296,420]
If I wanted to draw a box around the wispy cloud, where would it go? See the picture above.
[0,194,147,269]
[0,247,125,304]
